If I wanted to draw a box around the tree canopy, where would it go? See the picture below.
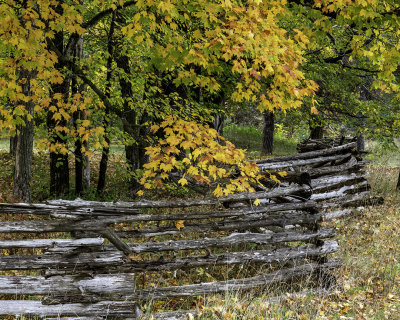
[0,0,400,199]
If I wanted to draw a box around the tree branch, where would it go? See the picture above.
[82,1,137,30]
[326,33,338,55]
[65,1,137,60]
[342,64,380,73]
[47,39,123,118]
[323,49,353,63]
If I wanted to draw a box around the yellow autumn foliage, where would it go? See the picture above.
[138,116,264,197]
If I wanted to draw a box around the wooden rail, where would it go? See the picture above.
[257,141,382,219]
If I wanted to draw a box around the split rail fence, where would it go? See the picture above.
[257,140,383,220]
[0,141,381,319]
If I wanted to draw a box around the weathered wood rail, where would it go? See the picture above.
[257,141,383,219]
[296,137,356,153]
[0,141,378,319]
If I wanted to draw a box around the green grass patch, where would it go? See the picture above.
[0,138,9,151]
[223,124,297,159]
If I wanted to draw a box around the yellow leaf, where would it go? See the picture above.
[181,140,195,149]
[137,190,144,196]
[192,148,203,160]
[160,163,173,172]
[150,124,159,133]
[161,172,169,179]
[270,175,280,183]
[253,198,261,206]
[277,171,287,177]
[176,220,185,230]
[84,150,93,157]
[213,185,223,197]
[52,113,62,121]
[311,106,318,115]
[178,177,188,186]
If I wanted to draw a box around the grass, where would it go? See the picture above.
[223,124,298,159]
[0,138,8,151]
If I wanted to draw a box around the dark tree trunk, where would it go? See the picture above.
[13,68,34,202]
[108,12,148,191]
[12,6,35,202]
[72,90,83,196]
[83,138,90,188]
[122,110,148,190]
[116,56,147,190]
[97,137,110,193]
[47,6,70,197]
[71,36,86,196]
[48,145,70,196]
[356,134,365,152]
[261,111,274,155]
[9,136,17,157]
[396,169,400,191]
[310,126,324,139]
[80,107,90,189]
[309,115,324,140]
[72,75,82,196]
[74,134,83,195]
[97,12,116,194]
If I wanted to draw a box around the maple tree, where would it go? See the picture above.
[289,0,400,141]
[1,0,400,200]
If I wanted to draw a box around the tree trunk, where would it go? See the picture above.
[71,36,87,196]
[396,169,400,191]
[356,134,365,152]
[83,142,91,188]
[13,68,34,203]
[12,6,35,202]
[102,12,148,192]
[74,135,83,195]
[47,6,70,197]
[122,111,148,190]
[9,136,17,157]
[310,126,324,139]
[309,115,324,140]
[213,115,225,136]
[116,55,147,190]
[72,76,83,196]
[97,140,110,194]
[48,145,70,196]
[261,111,274,155]
[97,12,116,194]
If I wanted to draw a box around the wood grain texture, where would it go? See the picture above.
[130,259,342,299]
[0,273,135,295]
[0,300,140,317]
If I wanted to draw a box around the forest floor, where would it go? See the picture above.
[0,134,399,319]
